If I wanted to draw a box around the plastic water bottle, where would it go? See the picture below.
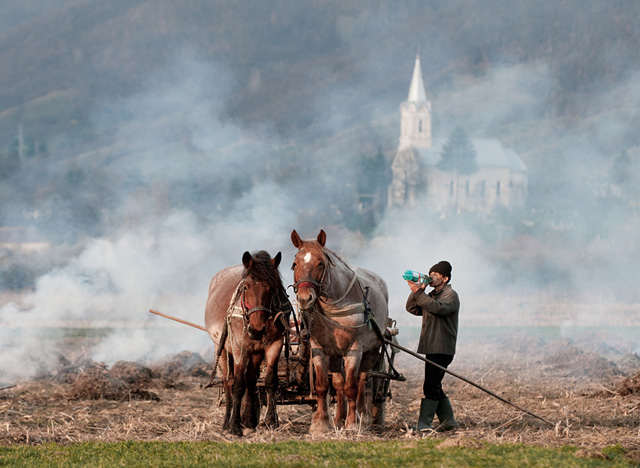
[402,270,432,284]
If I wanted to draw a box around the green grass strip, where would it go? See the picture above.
[0,440,636,468]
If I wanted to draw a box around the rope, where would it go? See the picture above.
[226,308,246,366]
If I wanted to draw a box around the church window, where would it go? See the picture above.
[449,180,454,196]
[496,181,501,198]
[465,180,470,196]
[478,181,486,197]
[419,120,423,133]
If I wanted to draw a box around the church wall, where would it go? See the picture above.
[423,167,527,213]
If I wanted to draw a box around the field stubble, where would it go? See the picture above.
[1,298,640,463]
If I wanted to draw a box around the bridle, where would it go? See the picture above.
[291,248,362,312]
[239,280,273,323]
[292,276,324,295]
[291,250,329,299]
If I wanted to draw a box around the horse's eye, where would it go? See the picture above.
[318,261,324,270]
[291,263,296,271]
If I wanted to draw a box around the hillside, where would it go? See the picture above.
[2,1,640,145]
[1,0,640,296]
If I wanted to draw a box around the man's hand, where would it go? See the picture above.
[407,280,426,293]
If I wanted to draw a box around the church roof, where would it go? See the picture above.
[407,55,427,103]
[415,138,527,172]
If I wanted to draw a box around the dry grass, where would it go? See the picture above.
[1,332,639,462]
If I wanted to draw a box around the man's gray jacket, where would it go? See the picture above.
[406,283,459,355]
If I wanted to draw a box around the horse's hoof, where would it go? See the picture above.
[344,424,360,433]
[345,415,364,432]
[310,418,333,435]
[242,427,256,436]
[264,420,278,430]
[359,413,372,427]
[229,426,243,437]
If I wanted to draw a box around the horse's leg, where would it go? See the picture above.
[263,337,284,429]
[228,353,248,437]
[328,356,346,429]
[356,370,370,425]
[220,353,233,433]
[240,391,252,429]
[309,346,333,435]
[331,369,346,429]
[241,352,262,434]
[343,350,363,431]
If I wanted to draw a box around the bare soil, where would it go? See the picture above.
[1,332,639,462]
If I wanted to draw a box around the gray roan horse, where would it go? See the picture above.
[204,250,291,437]
[291,229,389,434]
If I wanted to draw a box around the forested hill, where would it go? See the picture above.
[1,0,639,146]
[2,0,640,297]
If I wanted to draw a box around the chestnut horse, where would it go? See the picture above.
[204,250,290,436]
[290,229,389,434]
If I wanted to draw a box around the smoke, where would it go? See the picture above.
[433,61,553,137]
[0,55,305,382]
[3,6,640,383]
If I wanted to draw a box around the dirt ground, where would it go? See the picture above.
[1,330,640,462]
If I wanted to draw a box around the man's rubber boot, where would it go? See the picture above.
[435,397,460,431]
[415,398,438,432]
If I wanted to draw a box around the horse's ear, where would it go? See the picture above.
[291,230,303,249]
[317,229,326,247]
[242,251,253,269]
[272,251,282,269]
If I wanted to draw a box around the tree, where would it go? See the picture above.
[356,146,391,196]
[437,127,478,174]
[354,146,392,235]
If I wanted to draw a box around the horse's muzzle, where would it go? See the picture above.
[296,289,317,312]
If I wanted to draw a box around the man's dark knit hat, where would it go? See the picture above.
[429,261,452,279]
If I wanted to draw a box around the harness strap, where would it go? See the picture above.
[314,309,369,329]
[323,273,356,305]
[320,302,365,317]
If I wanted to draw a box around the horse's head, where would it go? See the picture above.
[241,250,283,340]
[290,229,331,311]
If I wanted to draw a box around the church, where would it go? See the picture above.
[388,56,528,215]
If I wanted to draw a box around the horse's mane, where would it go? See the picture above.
[243,250,283,289]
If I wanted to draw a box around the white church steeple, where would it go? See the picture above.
[399,54,431,149]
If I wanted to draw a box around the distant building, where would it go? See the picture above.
[389,55,527,215]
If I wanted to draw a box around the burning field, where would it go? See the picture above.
[1,328,639,462]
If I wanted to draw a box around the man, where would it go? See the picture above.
[405,260,460,432]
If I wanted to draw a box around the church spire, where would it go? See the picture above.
[407,54,427,103]
[399,54,432,149]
